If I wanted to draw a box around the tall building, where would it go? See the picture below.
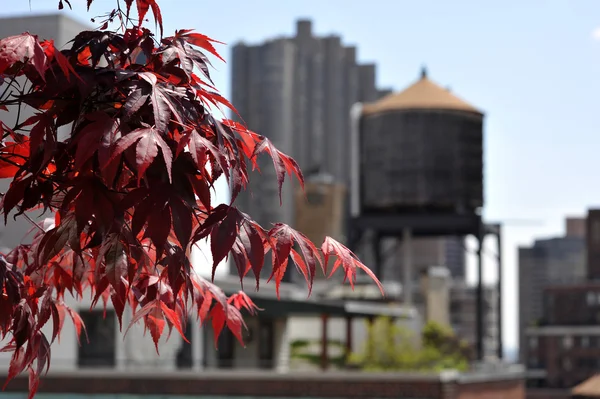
[586,210,600,281]
[518,218,587,363]
[522,210,600,391]
[0,14,91,252]
[229,20,383,279]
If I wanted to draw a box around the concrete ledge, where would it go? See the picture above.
[459,364,526,384]
[1,366,525,398]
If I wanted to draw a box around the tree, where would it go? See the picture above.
[0,1,383,397]
[348,319,470,372]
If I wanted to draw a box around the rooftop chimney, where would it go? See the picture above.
[296,19,312,38]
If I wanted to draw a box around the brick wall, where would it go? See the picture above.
[526,388,572,399]
[2,370,524,399]
[457,380,525,399]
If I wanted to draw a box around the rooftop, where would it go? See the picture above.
[572,373,600,397]
[361,67,482,116]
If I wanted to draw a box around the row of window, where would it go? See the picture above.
[77,310,277,369]
[78,310,193,369]
[529,335,600,350]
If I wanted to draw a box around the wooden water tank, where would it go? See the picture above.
[359,68,484,215]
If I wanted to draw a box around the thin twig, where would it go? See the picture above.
[23,212,45,233]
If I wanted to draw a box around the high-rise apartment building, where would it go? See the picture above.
[518,217,587,363]
[229,20,384,279]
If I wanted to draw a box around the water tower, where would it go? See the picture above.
[348,67,503,361]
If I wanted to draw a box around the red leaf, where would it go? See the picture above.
[36,215,77,267]
[101,235,128,301]
[0,33,48,78]
[110,126,173,183]
[148,0,163,37]
[50,302,65,344]
[191,275,227,322]
[254,137,304,205]
[159,301,186,340]
[225,305,246,346]
[135,0,162,36]
[74,112,118,169]
[37,289,53,330]
[147,305,165,353]
[3,346,26,389]
[144,201,171,258]
[175,30,225,62]
[170,198,192,248]
[36,333,51,377]
[64,305,88,345]
[238,219,265,288]
[290,248,310,287]
[54,47,78,81]
[42,39,78,81]
[185,128,229,180]
[209,303,225,347]
[0,140,29,178]
[124,299,156,337]
[322,236,384,295]
[111,292,126,331]
[268,223,322,295]
[227,291,262,316]
[209,207,238,280]
[138,72,182,134]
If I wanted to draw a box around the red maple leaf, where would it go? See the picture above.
[0,33,47,78]
[110,126,173,183]
[253,137,304,205]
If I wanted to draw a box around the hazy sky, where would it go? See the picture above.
[3,0,600,355]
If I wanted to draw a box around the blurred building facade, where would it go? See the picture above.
[518,218,587,363]
[522,210,600,395]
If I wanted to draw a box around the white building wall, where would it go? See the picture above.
[0,290,199,373]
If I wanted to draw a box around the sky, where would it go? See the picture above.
[3,0,600,357]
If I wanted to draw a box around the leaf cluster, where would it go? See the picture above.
[0,1,383,397]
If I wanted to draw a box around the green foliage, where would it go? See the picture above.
[289,339,346,368]
[349,318,471,372]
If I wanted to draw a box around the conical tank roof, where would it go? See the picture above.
[362,67,482,116]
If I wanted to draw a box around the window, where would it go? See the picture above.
[563,335,573,350]
[528,356,539,368]
[176,318,193,369]
[217,328,235,368]
[258,318,275,369]
[529,336,538,349]
[581,336,590,348]
[77,310,116,367]
[588,292,596,306]
[563,357,572,371]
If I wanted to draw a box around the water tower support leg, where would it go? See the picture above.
[402,228,413,307]
[476,233,484,361]
[496,226,503,360]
